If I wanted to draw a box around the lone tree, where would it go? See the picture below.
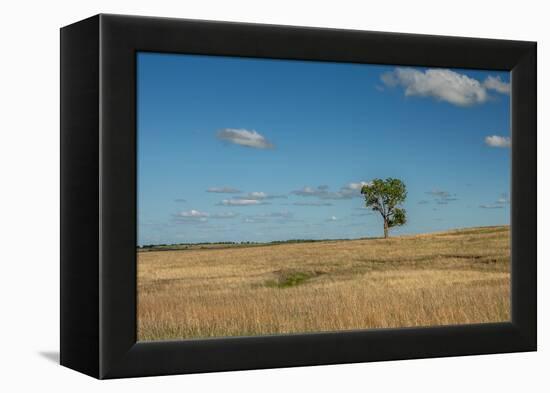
[361,178,407,238]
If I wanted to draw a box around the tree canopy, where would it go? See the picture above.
[361,178,407,238]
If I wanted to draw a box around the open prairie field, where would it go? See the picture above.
[137,226,510,341]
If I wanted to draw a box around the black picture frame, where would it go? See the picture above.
[60,14,536,379]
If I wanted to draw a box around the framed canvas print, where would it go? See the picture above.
[60,14,536,379]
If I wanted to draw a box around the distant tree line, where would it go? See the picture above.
[138,237,354,249]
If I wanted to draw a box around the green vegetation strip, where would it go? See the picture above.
[265,271,318,288]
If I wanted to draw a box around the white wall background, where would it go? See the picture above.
[0,0,546,390]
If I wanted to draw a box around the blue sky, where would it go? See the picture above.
[137,52,510,245]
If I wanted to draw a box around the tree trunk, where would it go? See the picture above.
[383,219,389,239]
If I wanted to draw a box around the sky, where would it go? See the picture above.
[137,52,511,245]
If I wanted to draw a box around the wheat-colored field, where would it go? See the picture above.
[137,226,510,341]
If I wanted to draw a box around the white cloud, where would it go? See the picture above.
[291,185,342,199]
[246,191,267,199]
[242,211,296,224]
[243,217,267,224]
[293,201,333,206]
[426,190,451,198]
[210,212,239,219]
[485,135,511,148]
[479,204,504,209]
[235,191,287,201]
[217,128,274,149]
[327,216,338,221]
[425,189,458,204]
[219,199,265,206]
[178,209,208,218]
[480,194,510,209]
[496,194,510,204]
[174,209,209,223]
[257,211,293,219]
[206,187,241,193]
[326,182,371,199]
[291,181,369,200]
[483,75,510,94]
[381,68,488,106]
[345,181,372,191]
[174,209,240,224]
[291,186,326,197]
[268,194,287,199]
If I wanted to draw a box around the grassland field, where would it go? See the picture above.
[137,225,510,341]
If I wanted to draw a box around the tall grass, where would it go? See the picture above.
[137,226,510,341]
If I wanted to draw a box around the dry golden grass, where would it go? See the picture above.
[137,226,510,341]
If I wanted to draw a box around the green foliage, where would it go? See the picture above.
[361,178,407,237]
[388,207,407,227]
